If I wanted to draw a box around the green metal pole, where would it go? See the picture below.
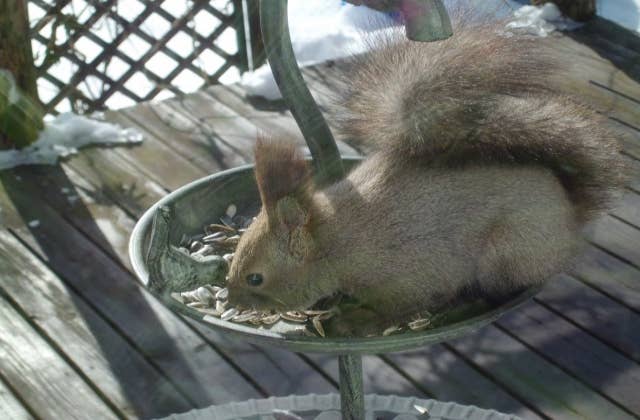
[258,0,345,185]
[338,354,364,420]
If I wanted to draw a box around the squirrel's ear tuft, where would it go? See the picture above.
[254,136,311,209]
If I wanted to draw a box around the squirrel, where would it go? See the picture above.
[226,19,627,336]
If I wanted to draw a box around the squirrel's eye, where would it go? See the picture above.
[246,273,263,287]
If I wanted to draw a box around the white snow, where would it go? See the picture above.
[240,1,582,100]
[241,0,397,100]
[0,112,143,170]
[506,3,582,37]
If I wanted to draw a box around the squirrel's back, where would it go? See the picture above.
[331,20,627,223]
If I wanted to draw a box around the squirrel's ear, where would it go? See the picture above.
[275,196,309,230]
[276,197,313,260]
[254,136,311,209]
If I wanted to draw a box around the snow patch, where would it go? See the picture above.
[240,1,584,100]
[506,3,582,37]
[0,113,143,170]
[240,0,396,100]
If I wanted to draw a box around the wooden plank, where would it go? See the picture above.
[447,324,636,420]
[0,295,118,419]
[106,111,208,191]
[385,346,543,419]
[63,147,168,217]
[566,18,640,82]
[197,335,337,397]
[536,274,640,363]
[203,83,358,156]
[5,161,336,400]
[120,99,256,173]
[0,379,35,420]
[497,299,640,415]
[571,246,640,312]
[305,354,430,398]
[305,350,542,419]
[585,215,640,267]
[608,120,640,162]
[10,164,136,268]
[624,157,640,192]
[0,174,262,408]
[0,230,193,418]
[611,190,640,229]
[551,35,640,105]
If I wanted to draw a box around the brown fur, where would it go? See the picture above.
[227,22,627,336]
[330,22,626,222]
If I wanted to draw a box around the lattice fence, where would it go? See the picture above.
[28,0,257,114]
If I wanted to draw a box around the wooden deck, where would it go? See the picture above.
[1,18,640,420]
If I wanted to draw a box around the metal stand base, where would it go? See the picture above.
[338,354,364,420]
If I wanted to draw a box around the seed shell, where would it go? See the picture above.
[215,288,229,300]
[382,325,401,336]
[221,308,239,321]
[408,318,430,331]
[195,287,214,305]
[312,316,326,337]
[216,300,228,312]
[282,311,308,323]
[261,313,281,325]
[232,310,258,323]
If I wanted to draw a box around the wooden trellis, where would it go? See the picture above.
[28,0,263,114]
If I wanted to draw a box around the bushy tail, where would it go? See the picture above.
[330,21,627,222]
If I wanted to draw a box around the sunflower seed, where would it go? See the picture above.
[192,244,215,257]
[195,287,214,305]
[189,240,204,253]
[216,300,228,312]
[233,310,259,323]
[222,253,234,263]
[261,313,281,325]
[221,308,239,321]
[205,223,236,235]
[382,325,401,336]
[282,311,308,323]
[248,317,263,325]
[312,316,326,337]
[223,235,240,245]
[180,290,198,303]
[215,288,229,300]
[226,204,237,218]
[187,301,206,309]
[203,232,226,243]
[408,318,430,331]
[414,404,429,415]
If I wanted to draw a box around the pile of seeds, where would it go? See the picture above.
[173,204,433,337]
[171,285,334,337]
